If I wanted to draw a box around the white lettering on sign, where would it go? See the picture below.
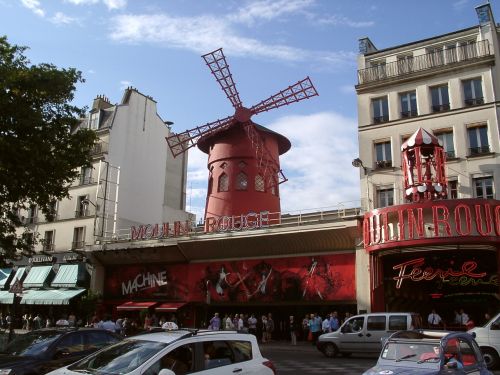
[121,271,168,295]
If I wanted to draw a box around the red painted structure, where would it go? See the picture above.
[165,48,318,223]
[363,127,500,314]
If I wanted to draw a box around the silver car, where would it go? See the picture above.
[46,329,276,375]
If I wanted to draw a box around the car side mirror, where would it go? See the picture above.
[158,369,176,375]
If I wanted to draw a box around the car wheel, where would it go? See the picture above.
[482,348,499,369]
[341,352,352,357]
[323,343,338,358]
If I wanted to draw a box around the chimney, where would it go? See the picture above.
[92,95,112,111]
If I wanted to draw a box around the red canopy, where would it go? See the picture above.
[116,301,157,311]
[155,302,186,312]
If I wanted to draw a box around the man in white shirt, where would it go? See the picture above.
[237,315,244,331]
[427,309,442,327]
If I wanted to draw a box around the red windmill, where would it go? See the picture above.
[166,48,318,229]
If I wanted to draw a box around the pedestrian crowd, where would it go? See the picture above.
[426,307,488,330]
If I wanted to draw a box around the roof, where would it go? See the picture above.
[130,330,256,344]
[401,127,441,151]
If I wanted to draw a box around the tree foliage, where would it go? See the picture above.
[0,36,97,262]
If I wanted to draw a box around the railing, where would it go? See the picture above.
[373,115,389,124]
[80,176,93,185]
[42,243,54,252]
[464,97,484,106]
[468,145,491,156]
[74,209,91,218]
[445,150,456,158]
[71,241,85,250]
[431,104,450,113]
[375,160,392,169]
[401,110,418,118]
[358,40,491,85]
[90,141,109,156]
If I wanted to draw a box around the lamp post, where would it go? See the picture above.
[352,158,371,211]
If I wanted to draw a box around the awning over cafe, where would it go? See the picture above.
[0,268,12,289]
[116,301,157,311]
[51,264,80,288]
[23,266,53,288]
[155,302,186,312]
[10,267,26,286]
[20,288,86,305]
[0,291,14,304]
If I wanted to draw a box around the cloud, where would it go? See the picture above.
[453,0,469,10]
[184,111,361,219]
[64,0,126,10]
[21,0,45,17]
[317,14,374,28]
[119,80,132,90]
[50,12,79,25]
[228,0,314,26]
[108,13,355,68]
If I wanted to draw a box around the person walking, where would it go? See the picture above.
[248,314,257,335]
[329,311,340,332]
[261,315,268,343]
[302,314,310,341]
[309,313,322,345]
[289,315,297,345]
[266,313,275,342]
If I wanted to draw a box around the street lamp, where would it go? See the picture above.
[352,157,371,211]
[352,157,368,175]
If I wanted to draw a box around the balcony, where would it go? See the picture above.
[357,40,492,86]
[464,97,484,107]
[373,115,389,124]
[42,243,54,252]
[375,160,392,169]
[468,145,491,156]
[75,209,91,218]
[432,104,450,113]
[401,110,418,118]
[90,141,109,156]
[445,150,456,159]
[71,241,85,250]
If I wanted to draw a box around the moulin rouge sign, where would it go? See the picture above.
[363,199,500,252]
[130,211,271,240]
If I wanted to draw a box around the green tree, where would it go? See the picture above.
[0,36,97,262]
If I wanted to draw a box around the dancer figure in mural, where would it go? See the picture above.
[216,266,230,296]
[302,258,323,300]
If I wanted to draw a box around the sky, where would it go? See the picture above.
[1,0,497,221]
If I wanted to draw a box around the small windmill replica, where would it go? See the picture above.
[166,48,318,225]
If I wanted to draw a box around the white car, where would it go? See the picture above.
[468,313,500,369]
[46,328,276,375]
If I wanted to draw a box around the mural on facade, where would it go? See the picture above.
[104,253,355,302]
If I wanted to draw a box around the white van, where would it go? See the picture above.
[468,312,500,369]
[316,312,422,357]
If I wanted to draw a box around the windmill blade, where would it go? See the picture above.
[166,116,235,157]
[202,48,243,109]
[250,77,318,115]
[243,123,287,189]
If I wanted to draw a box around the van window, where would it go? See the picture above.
[411,314,423,329]
[389,315,407,331]
[344,317,365,333]
[367,316,386,331]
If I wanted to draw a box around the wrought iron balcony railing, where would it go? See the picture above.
[373,115,389,124]
[90,141,109,156]
[375,160,392,169]
[468,145,491,156]
[71,241,85,250]
[358,40,491,85]
[432,104,450,113]
[445,150,456,158]
[42,243,54,252]
[401,109,418,118]
[464,97,484,106]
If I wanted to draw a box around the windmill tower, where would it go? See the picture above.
[166,48,318,228]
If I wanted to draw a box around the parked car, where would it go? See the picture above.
[317,312,422,357]
[47,329,276,375]
[362,330,492,375]
[468,312,500,369]
[0,327,121,375]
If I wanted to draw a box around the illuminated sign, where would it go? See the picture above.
[121,271,168,295]
[363,199,500,252]
[393,257,487,289]
[130,211,270,240]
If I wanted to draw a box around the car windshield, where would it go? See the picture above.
[68,339,167,374]
[382,341,441,364]
[1,331,63,356]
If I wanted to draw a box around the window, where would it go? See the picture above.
[89,112,100,130]
[204,340,234,369]
[228,340,252,363]
[389,315,407,331]
[400,91,417,118]
[467,125,490,155]
[448,179,458,199]
[367,316,386,331]
[43,230,55,252]
[218,174,229,192]
[236,172,248,190]
[84,331,120,351]
[145,343,194,375]
[458,339,478,367]
[474,177,494,199]
[55,333,85,354]
[207,177,213,195]
[22,232,34,250]
[377,188,394,208]
[80,167,92,185]
[72,227,85,250]
[255,175,265,192]
[463,78,483,106]
[372,97,389,123]
[431,85,450,112]
[435,130,455,158]
[27,204,37,224]
[375,141,392,168]
[47,201,57,222]
[76,196,89,218]
[344,317,364,333]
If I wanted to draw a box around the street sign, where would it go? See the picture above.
[9,278,23,294]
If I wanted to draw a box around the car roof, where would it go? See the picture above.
[129,329,255,344]
[387,330,474,343]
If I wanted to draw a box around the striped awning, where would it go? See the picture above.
[20,289,86,305]
[51,265,79,288]
[0,291,14,304]
[0,268,12,288]
[23,266,53,288]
